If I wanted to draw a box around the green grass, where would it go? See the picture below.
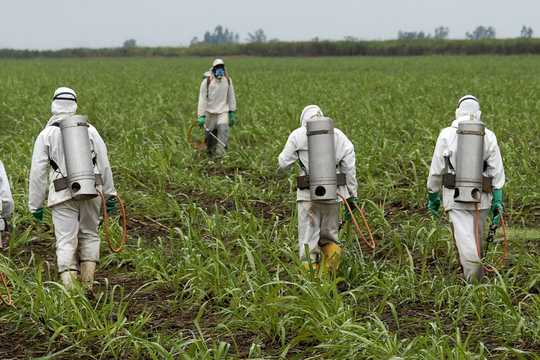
[0,56,539,359]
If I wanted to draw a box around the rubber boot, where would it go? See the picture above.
[321,242,342,273]
[80,261,96,290]
[60,270,78,290]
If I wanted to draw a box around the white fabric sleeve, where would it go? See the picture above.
[92,131,117,198]
[28,133,50,212]
[278,133,299,171]
[0,161,14,218]
[227,78,237,112]
[427,131,445,193]
[485,134,505,190]
[339,135,358,198]
[197,78,208,117]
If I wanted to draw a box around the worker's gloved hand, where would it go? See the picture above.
[343,197,358,222]
[32,208,44,223]
[427,192,441,218]
[197,115,206,128]
[106,196,118,215]
[228,111,237,127]
[491,188,504,226]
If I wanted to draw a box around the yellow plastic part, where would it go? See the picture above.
[321,242,342,273]
[302,261,320,272]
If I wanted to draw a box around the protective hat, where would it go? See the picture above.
[212,58,225,68]
[456,95,481,120]
[51,87,78,115]
[300,105,323,127]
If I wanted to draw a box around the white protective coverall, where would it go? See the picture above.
[197,59,237,156]
[278,105,358,263]
[29,88,116,274]
[0,161,14,220]
[427,97,505,281]
[0,161,14,248]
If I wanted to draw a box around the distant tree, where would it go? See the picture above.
[344,36,359,42]
[520,25,534,39]
[434,26,450,39]
[200,25,239,45]
[398,30,430,40]
[247,29,267,43]
[190,37,200,46]
[123,39,137,48]
[466,26,496,40]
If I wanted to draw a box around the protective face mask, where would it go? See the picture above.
[214,68,225,78]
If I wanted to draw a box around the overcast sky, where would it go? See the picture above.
[1,0,539,49]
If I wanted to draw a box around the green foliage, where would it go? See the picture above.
[0,57,539,358]
[123,39,137,49]
[192,25,240,46]
[466,26,497,41]
[4,38,540,58]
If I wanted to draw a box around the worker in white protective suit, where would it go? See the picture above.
[29,87,117,290]
[197,58,237,157]
[0,161,14,250]
[278,105,358,273]
[427,95,505,282]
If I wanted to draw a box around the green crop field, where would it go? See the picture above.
[0,56,539,359]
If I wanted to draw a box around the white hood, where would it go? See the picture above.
[212,58,225,67]
[50,87,77,120]
[300,105,323,127]
[455,95,481,121]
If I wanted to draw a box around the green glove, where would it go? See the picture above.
[197,115,206,128]
[106,196,118,215]
[228,111,237,127]
[491,188,504,226]
[343,197,358,222]
[427,192,441,218]
[32,208,44,223]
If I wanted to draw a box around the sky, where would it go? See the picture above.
[1,0,539,49]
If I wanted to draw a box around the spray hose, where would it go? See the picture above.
[0,272,14,307]
[337,192,376,250]
[473,203,509,272]
[98,192,129,253]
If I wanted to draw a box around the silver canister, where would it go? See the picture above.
[307,117,337,201]
[455,119,485,203]
[59,115,98,200]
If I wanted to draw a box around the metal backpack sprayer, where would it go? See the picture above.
[53,115,101,199]
[52,115,128,253]
[300,117,375,252]
[443,114,508,269]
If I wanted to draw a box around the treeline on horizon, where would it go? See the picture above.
[3,39,540,58]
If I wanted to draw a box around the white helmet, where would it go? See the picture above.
[212,58,225,68]
[51,87,77,115]
[300,105,324,127]
[456,95,481,121]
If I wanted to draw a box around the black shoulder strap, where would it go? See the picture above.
[49,159,59,171]
[444,155,455,172]
[206,76,212,99]
[296,151,308,174]
[48,123,61,171]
